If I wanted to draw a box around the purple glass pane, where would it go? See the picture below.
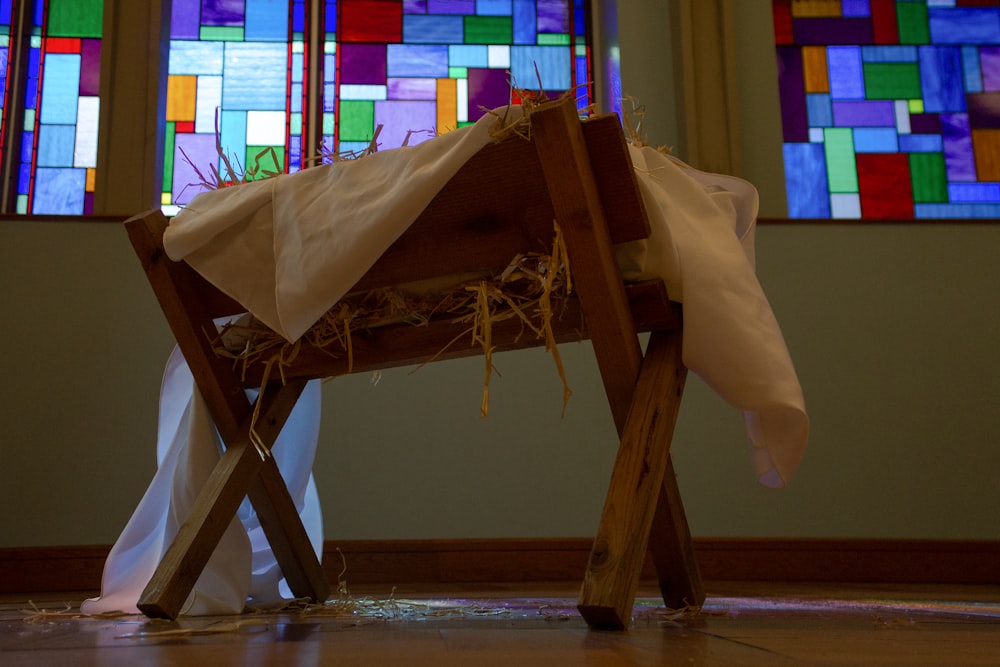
[981,46,1000,91]
[536,0,569,33]
[404,0,428,13]
[374,100,436,148]
[339,43,387,84]
[832,100,896,127]
[388,77,437,100]
[79,39,101,97]
[909,113,942,134]
[941,113,976,182]
[203,0,245,27]
[776,46,808,142]
[967,92,1000,129]
[174,132,219,204]
[172,0,200,39]
[467,67,510,119]
[427,0,474,14]
[792,18,873,46]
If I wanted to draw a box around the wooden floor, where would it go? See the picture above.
[3,581,999,666]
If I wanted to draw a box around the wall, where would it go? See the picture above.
[2,0,998,548]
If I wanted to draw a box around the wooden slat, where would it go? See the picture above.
[235,280,680,388]
[248,454,331,606]
[648,457,705,609]
[530,98,644,432]
[126,210,250,436]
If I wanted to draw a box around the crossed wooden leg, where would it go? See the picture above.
[578,329,703,629]
[138,380,330,619]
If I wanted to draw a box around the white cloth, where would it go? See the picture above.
[87,104,807,615]
[82,347,324,615]
[619,147,807,486]
[165,105,807,486]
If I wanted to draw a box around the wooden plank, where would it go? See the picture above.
[248,453,331,605]
[529,99,701,629]
[648,457,705,609]
[530,97,644,431]
[577,329,688,629]
[126,210,250,437]
[352,114,649,293]
[234,280,680,388]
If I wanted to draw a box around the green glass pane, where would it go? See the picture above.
[246,145,285,179]
[339,101,374,142]
[449,66,468,78]
[897,2,930,45]
[47,0,103,38]
[163,122,176,192]
[200,26,245,42]
[909,153,948,203]
[464,16,513,45]
[824,128,858,193]
[538,34,570,46]
[863,63,922,99]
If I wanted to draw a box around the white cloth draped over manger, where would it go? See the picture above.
[83,104,808,616]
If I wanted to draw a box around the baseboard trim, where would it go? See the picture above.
[3,538,998,594]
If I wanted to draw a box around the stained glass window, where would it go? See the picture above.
[163,0,591,213]
[774,0,1000,219]
[0,0,103,215]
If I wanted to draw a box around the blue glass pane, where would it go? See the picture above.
[39,54,80,124]
[222,42,286,110]
[32,168,86,214]
[402,15,464,43]
[512,0,536,44]
[510,45,570,89]
[784,143,830,218]
[919,46,966,112]
[36,124,76,166]
[245,0,289,41]
[853,128,898,152]
[928,8,1000,45]
[827,46,864,100]
[169,40,225,74]
[386,44,449,77]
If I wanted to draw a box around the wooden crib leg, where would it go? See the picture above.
[577,329,688,629]
[138,381,327,618]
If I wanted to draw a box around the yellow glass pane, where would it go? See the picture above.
[803,46,829,93]
[436,78,458,135]
[166,75,197,122]
[791,0,841,18]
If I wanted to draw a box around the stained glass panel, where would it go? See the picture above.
[330,0,590,155]
[163,0,300,211]
[166,0,591,210]
[775,0,1000,219]
[4,0,104,215]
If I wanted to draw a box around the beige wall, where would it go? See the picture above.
[2,1,999,548]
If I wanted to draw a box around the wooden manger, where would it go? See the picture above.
[125,97,703,630]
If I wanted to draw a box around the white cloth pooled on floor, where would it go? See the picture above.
[81,347,324,616]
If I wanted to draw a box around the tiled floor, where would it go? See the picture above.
[2,582,999,665]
